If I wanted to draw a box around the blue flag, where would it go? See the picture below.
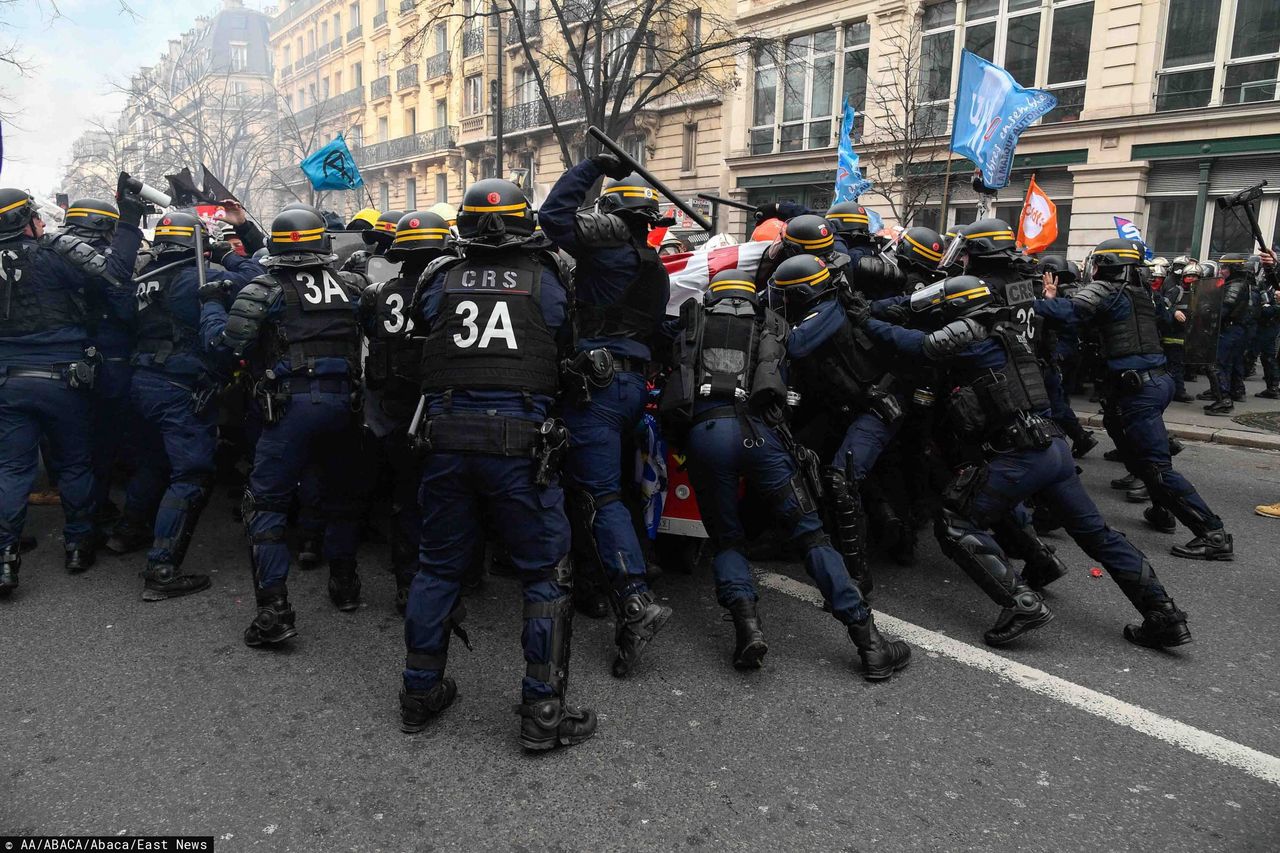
[949,50,1057,191]
[300,135,364,191]
[1114,216,1155,260]
[834,103,872,203]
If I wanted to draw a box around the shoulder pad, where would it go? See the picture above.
[422,254,462,283]
[224,278,280,358]
[763,307,790,337]
[573,211,630,248]
[532,248,572,285]
[922,317,987,361]
[1070,281,1115,313]
[43,233,112,280]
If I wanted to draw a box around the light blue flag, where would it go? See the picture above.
[1114,216,1155,260]
[300,135,364,191]
[834,103,873,203]
[949,50,1057,190]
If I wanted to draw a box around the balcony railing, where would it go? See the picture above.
[355,126,458,167]
[330,37,342,51]
[502,91,584,133]
[371,75,391,99]
[396,64,419,90]
[462,27,483,57]
[302,51,317,68]
[347,25,363,42]
[293,86,366,129]
[317,41,331,59]
[507,10,541,44]
[279,62,292,78]
[424,52,449,79]
[373,10,389,29]
[400,0,417,12]
[460,114,489,135]
[562,0,593,23]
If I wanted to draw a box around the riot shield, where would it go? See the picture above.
[328,231,367,268]
[1184,261,1224,365]
[366,255,402,285]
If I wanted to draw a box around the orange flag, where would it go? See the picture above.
[1017,175,1058,254]
[648,207,676,247]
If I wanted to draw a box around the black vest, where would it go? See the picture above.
[1099,283,1163,359]
[0,241,85,338]
[134,264,196,362]
[790,310,884,416]
[365,275,426,400]
[419,249,560,396]
[575,241,668,342]
[265,266,362,372]
[697,298,759,401]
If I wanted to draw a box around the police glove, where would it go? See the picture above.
[873,301,911,325]
[922,317,987,360]
[589,152,631,180]
[342,249,372,276]
[208,241,236,266]
[856,256,906,292]
[116,192,147,229]
[844,292,872,327]
[198,279,234,306]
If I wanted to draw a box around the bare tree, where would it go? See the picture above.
[59,115,143,199]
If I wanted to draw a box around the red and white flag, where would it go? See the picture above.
[661,241,769,316]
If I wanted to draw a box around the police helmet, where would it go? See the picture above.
[1037,254,1078,284]
[897,226,945,273]
[267,206,332,257]
[153,211,204,252]
[705,268,758,306]
[63,198,120,237]
[0,188,37,240]
[1218,252,1259,277]
[362,209,405,249]
[767,253,835,319]
[959,218,1018,258]
[825,202,871,236]
[347,207,380,230]
[387,210,451,260]
[1092,237,1145,271]
[458,179,534,242]
[596,173,665,223]
[908,275,995,324]
[781,214,837,257]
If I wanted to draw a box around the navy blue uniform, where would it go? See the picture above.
[1254,286,1280,392]
[1219,276,1259,398]
[0,224,142,556]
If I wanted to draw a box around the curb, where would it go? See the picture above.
[1080,413,1280,452]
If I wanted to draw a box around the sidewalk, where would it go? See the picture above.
[1072,371,1280,451]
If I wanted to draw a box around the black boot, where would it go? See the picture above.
[1124,601,1192,649]
[243,589,298,646]
[1125,485,1150,503]
[1195,389,1218,401]
[1256,386,1280,399]
[847,613,911,681]
[1071,430,1099,459]
[0,546,19,598]
[95,499,121,528]
[611,590,672,678]
[515,698,598,750]
[394,569,413,616]
[1170,529,1234,561]
[64,544,96,574]
[296,535,322,570]
[105,516,152,555]
[1143,505,1177,534]
[1110,473,1140,490]
[327,558,362,611]
[399,679,458,733]
[726,598,767,670]
[1022,542,1069,591]
[518,565,596,749]
[141,562,210,601]
[1168,437,1185,457]
[1103,448,1125,462]
[983,586,1054,647]
[1204,399,1234,416]
[1172,390,1194,403]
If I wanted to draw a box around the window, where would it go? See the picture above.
[436,172,448,204]
[378,115,389,142]
[350,1,361,25]
[918,2,957,136]
[435,98,448,127]
[406,178,417,209]
[229,42,248,72]
[681,122,697,172]
[623,134,646,166]
[750,30,839,154]
[842,20,870,134]
[379,182,390,209]
[465,74,484,114]
[353,62,363,86]
[687,9,702,50]
[321,77,330,99]
[283,45,291,67]
[332,14,341,39]
[321,21,329,45]
[434,24,448,55]
[350,125,364,147]
[308,82,317,103]
[515,68,538,104]
[1158,0,1280,110]
[406,107,416,135]
[1146,197,1198,257]
[334,70,343,92]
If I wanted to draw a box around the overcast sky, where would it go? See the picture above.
[0,0,272,199]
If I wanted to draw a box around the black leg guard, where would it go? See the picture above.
[154,476,213,569]
[611,589,673,678]
[821,466,873,598]
[0,545,20,598]
[105,514,153,556]
[1132,462,1221,539]
[243,584,298,647]
[725,598,768,670]
[566,488,622,619]
[993,517,1068,591]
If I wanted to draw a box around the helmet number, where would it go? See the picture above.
[296,270,349,307]
[382,291,415,334]
[452,299,517,350]
[135,279,161,310]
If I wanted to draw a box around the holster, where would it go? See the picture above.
[559,348,616,405]
[255,371,289,425]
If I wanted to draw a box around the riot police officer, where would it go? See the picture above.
[661,267,911,677]
[343,209,404,276]
[890,226,946,291]
[862,275,1193,650]
[0,186,142,596]
[825,202,882,265]
[754,214,854,292]
[1041,238,1232,561]
[540,155,674,677]
[1159,257,1196,403]
[128,210,265,600]
[359,210,453,612]
[1036,254,1096,458]
[400,179,596,750]
[1254,275,1280,399]
[210,206,366,645]
[1205,254,1261,414]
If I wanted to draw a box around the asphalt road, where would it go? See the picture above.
[3,428,1280,851]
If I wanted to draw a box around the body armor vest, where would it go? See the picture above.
[575,241,668,342]
[696,299,760,402]
[365,276,426,402]
[947,320,1051,442]
[1223,278,1258,325]
[1099,284,1163,359]
[790,310,884,415]
[0,241,85,338]
[134,264,196,362]
[269,266,362,373]
[419,249,560,396]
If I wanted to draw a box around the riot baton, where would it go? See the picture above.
[192,211,209,296]
[1217,181,1277,286]
[586,125,713,233]
[695,193,755,213]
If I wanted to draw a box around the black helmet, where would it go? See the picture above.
[1218,252,1254,277]
[64,198,120,237]
[387,210,451,260]
[767,253,835,319]
[267,206,332,257]
[458,179,534,242]
[596,173,664,222]
[959,218,1018,258]
[362,209,404,250]
[153,211,204,252]
[0,188,37,240]
[897,226,945,272]
[1037,253,1078,284]
[706,268,758,305]
[908,275,995,324]
[1092,237,1144,269]
[782,214,837,256]
[825,202,870,236]
[282,201,319,212]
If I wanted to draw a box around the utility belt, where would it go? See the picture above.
[981,414,1063,455]
[253,369,361,425]
[412,412,568,487]
[0,346,99,391]
[1106,366,1168,396]
[560,348,647,405]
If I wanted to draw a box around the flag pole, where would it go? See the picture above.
[1017,172,1035,250]
[938,146,954,233]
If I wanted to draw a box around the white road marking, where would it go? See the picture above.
[757,571,1280,787]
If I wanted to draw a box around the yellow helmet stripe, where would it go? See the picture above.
[395,228,451,237]
[461,201,528,213]
[66,207,120,219]
[965,230,1015,240]
[775,269,831,287]
[786,234,836,248]
[0,198,30,215]
[602,186,657,197]
[393,233,448,242]
[828,213,870,223]
[270,227,326,238]
[710,283,757,294]
[945,286,991,301]
[155,226,195,235]
[903,234,943,261]
[1219,257,1246,264]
